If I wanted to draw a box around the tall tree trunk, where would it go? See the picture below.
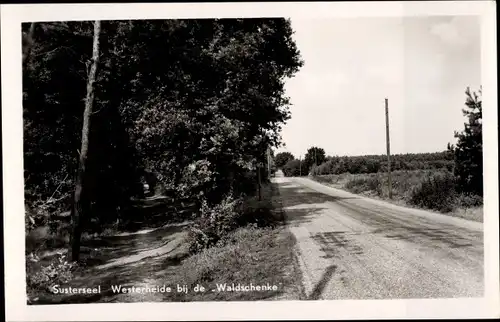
[22,22,36,69]
[69,20,101,262]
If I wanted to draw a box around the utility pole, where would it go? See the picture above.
[385,98,392,199]
[299,155,302,177]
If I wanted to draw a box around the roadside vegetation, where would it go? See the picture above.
[313,170,483,222]
[27,182,303,303]
[167,183,303,302]
[23,19,303,303]
[277,87,483,222]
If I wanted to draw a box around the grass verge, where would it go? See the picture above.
[164,182,304,301]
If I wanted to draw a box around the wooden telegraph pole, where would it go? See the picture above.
[299,155,302,177]
[385,98,393,199]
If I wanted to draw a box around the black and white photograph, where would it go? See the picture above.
[2,1,498,321]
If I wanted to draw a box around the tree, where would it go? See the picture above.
[303,146,326,174]
[69,20,101,262]
[131,18,303,205]
[282,159,303,177]
[23,18,303,251]
[452,86,483,196]
[274,151,295,168]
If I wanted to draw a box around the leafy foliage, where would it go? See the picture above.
[23,19,303,240]
[274,152,295,168]
[188,195,242,254]
[408,171,458,213]
[282,159,305,177]
[314,169,482,214]
[344,176,382,195]
[303,147,326,174]
[187,183,282,254]
[27,252,77,293]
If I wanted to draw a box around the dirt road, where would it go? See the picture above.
[274,173,484,300]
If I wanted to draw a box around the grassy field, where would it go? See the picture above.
[26,183,304,303]
[312,170,483,222]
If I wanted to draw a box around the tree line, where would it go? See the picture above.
[23,19,303,261]
[277,150,454,177]
[276,87,483,197]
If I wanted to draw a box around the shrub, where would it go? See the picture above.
[366,176,381,191]
[187,195,241,254]
[187,183,282,254]
[282,159,303,177]
[408,172,458,212]
[344,176,381,194]
[344,178,365,193]
[274,152,295,169]
[26,252,77,294]
[456,193,483,208]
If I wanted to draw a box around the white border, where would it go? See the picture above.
[2,2,498,321]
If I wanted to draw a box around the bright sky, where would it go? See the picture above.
[278,16,481,158]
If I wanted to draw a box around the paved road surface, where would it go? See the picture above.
[273,172,484,300]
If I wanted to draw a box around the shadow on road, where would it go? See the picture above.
[277,178,483,273]
[276,181,356,227]
[334,200,483,251]
[308,264,337,300]
[275,176,484,301]
[374,225,482,250]
[278,181,358,204]
[311,232,364,258]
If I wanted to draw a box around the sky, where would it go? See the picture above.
[278,16,481,158]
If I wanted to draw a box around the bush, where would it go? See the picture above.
[282,159,305,177]
[187,195,241,254]
[408,172,458,212]
[274,152,295,169]
[344,176,381,194]
[344,178,366,192]
[187,183,282,254]
[456,193,483,208]
[26,252,77,295]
